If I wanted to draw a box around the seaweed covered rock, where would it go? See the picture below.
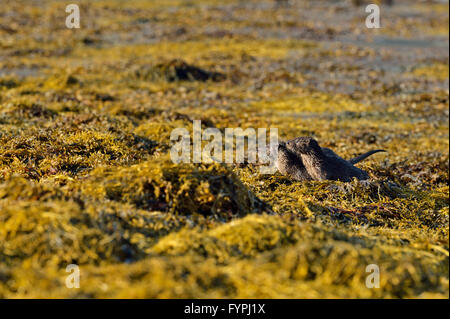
[0,125,158,179]
[152,215,302,260]
[0,0,449,299]
[325,179,407,201]
[0,78,19,90]
[0,177,189,267]
[78,156,266,217]
[0,199,104,266]
[133,59,225,82]
[3,214,447,298]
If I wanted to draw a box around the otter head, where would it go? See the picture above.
[285,137,322,156]
[276,141,315,181]
[276,142,300,174]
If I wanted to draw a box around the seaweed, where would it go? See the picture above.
[150,59,226,82]
[0,0,448,299]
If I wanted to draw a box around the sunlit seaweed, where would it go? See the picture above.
[0,0,448,299]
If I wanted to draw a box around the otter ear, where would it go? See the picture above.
[310,139,320,147]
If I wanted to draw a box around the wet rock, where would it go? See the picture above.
[150,59,226,82]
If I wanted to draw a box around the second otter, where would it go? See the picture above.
[277,137,385,182]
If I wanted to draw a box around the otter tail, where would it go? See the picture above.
[349,150,386,164]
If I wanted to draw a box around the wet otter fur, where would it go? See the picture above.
[277,137,385,182]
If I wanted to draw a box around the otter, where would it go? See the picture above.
[277,137,385,182]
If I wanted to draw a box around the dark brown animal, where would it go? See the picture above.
[277,137,385,182]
